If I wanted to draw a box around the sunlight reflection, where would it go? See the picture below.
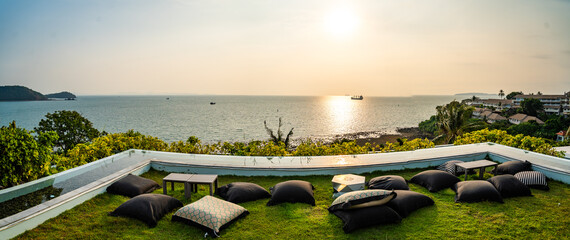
[326,96,354,133]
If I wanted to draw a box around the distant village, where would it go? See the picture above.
[463,91,570,142]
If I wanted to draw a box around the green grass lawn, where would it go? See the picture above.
[15,168,570,240]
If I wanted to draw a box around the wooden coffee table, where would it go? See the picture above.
[455,160,498,180]
[162,173,194,197]
[185,174,219,197]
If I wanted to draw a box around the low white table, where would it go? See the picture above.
[162,173,218,198]
[332,174,365,198]
[455,160,498,180]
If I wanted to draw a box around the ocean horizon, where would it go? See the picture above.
[0,94,496,144]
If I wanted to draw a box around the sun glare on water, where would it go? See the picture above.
[323,5,360,39]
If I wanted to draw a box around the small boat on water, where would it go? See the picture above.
[351,95,363,100]
[210,102,216,105]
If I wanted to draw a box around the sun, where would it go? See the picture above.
[323,6,360,39]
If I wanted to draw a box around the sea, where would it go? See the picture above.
[0,94,495,144]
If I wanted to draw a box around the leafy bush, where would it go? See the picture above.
[418,115,437,135]
[454,128,564,157]
[221,141,289,156]
[168,136,216,154]
[0,122,58,188]
[292,139,373,156]
[378,138,435,152]
[66,130,168,166]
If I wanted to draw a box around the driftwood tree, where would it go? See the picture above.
[264,117,294,149]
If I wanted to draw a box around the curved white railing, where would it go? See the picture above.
[0,143,569,239]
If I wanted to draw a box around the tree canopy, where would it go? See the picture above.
[506,91,523,99]
[435,101,479,144]
[520,98,544,117]
[35,110,103,153]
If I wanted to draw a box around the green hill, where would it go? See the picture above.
[0,86,48,101]
[45,91,76,99]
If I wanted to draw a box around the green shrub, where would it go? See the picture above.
[66,130,168,166]
[0,122,57,188]
[454,128,564,157]
[378,138,435,152]
[292,139,372,156]
[219,141,289,156]
[418,115,437,135]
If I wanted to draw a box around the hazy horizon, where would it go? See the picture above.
[1,0,569,96]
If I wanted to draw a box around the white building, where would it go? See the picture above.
[513,94,570,115]
[470,99,513,110]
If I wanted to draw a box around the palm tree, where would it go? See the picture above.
[264,117,294,149]
[498,89,505,99]
[434,101,482,144]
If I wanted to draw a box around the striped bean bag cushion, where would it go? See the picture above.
[514,171,549,190]
[436,160,465,176]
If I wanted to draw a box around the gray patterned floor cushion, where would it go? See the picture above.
[487,175,532,198]
[436,160,465,176]
[172,195,249,237]
[109,193,182,227]
[514,171,549,190]
[451,180,504,203]
[367,175,409,190]
[328,190,396,212]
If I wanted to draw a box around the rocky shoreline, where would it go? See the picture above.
[354,127,433,147]
[289,127,433,148]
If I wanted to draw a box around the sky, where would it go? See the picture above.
[0,0,569,97]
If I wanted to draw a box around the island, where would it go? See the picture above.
[45,91,77,100]
[0,85,76,101]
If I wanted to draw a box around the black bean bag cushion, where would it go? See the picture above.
[436,160,466,176]
[487,175,532,198]
[267,180,315,206]
[451,181,503,203]
[514,171,549,190]
[331,205,402,233]
[386,190,434,218]
[492,160,532,175]
[172,195,249,237]
[367,175,409,190]
[216,182,271,203]
[109,193,183,227]
[409,170,460,192]
[107,174,161,198]
[328,190,396,212]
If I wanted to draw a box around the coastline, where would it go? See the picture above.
[354,127,433,147]
[294,127,432,147]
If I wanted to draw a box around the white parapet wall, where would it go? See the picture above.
[0,143,569,239]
